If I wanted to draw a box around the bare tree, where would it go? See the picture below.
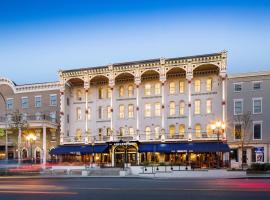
[233,111,252,170]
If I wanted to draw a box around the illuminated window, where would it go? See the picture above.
[107,87,112,98]
[206,124,212,137]
[155,102,161,116]
[206,99,212,114]
[179,81,185,93]
[154,126,160,139]
[120,127,125,136]
[195,124,201,138]
[194,80,201,93]
[155,83,161,95]
[145,127,151,140]
[76,107,82,120]
[107,106,112,119]
[128,85,134,97]
[75,129,82,141]
[98,106,102,119]
[169,82,176,94]
[169,101,176,116]
[144,103,151,117]
[119,105,125,119]
[194,100,201,114]
[179,101,185,115]
[169,125,175,139]
[98,88,103,99]
[129,127,135,136]
[128,104,134,118]
[234,124,242,140]
[179,124,185,137]
[206,78,212,92]
[145,84,151,96]
[119,86,125,97]
[87,107,91,120]
[76,89,82,101]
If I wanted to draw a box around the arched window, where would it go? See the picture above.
[119,86,125,97]
[75,129,82,141]
[128,85,134,97]
[179,101,185,115]
[179,124,185,137]
[195,124,201,138]
[154,126,160,140]
[76,89,82,101]
[145,127,151,140]
[129,127,134,136]
[169,101,176,116]
[169,125,175,139]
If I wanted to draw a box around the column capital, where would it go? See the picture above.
[135,77,141,86]
[159,75,166,83]
[109,79,115,88]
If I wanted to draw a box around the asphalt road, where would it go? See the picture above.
[0,177,269,200]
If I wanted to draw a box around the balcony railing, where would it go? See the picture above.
[0,115,58,124]
[61,133,221,144]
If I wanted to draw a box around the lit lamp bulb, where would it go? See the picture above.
[216,121,221,128]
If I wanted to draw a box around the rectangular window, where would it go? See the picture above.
[206,99,212,114]
[98,106,102,119]
[128,85,134,97]
[155,102,161,116]
[21,97,29,109]
[179,81,185,94]
[107,106,112,119]
[253,81,262,90]
[119,86,125,97]
[169,82,176,94]
[144,84,151,96]
[144,103,151,117]
[253,122,262,140]
[6,98,13,110]
[119,105,125,119]
[50,94,57,106]
[35,96,42,108]
[206,78,212,92]
[129,127,135,136]
[234,124,242,140]
[234,99,243,115]
[128,104,134,118]
[179,101,185,115]
[154,83,161,95]
[169,101,176,116]
[76,107,82,120]
[50,112,56,123]
[253,98,262,114]
[194,80,201,93]
[194,100,201,115]
[87,107,91,120]
[234,83,242,92]
[120,127,125,136]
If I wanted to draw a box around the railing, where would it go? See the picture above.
[61,133,221,144]
[0,115,58,124]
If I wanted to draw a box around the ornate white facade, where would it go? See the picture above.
[59,52,227,146]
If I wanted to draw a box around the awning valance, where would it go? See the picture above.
[50,144,108,155]
[139,142,230,153]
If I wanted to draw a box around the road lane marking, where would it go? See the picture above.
[0,190,77,195]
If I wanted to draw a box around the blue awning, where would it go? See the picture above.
[50,144,108,155]
[139,142,230,153]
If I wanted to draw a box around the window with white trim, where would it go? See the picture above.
[128,104,134,118]
[179,81,185,94]
[179,124,185,137]
[21,97,29,109]
[234,83,242,92]
[234,99,243,115]
[169,101,176,116]
[145,127,151,140]
[35,96,42,108]
[206,99,212,114]
[119,105,125,119]
[194,100,201,115]
[154,83,161,95]
[179,101,185,115]
[195,124,201,138]
[169,82,176,94]
[154,126,160,139]
[6,98,13,110]
[206,78,212,92]
[144,84,151,96]
[155,102,161,116]
[129,127,135,136]
[50,94,57,106]
[119,86,125,97]
[253,98,262,114]
[107,106,112,119]
[253,81,262,90]
[76,107,82,120]
[128,85,134,97]
[169,125,175,138]
[253,122,262,140]
[194,80,201,93]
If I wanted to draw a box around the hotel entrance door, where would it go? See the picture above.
[114,145,137,167]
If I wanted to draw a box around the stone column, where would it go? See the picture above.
[186,62,193,141]
[109,78,115,140]
[42,125,46,167]
[160,75,166,139]
[18,128,22,164]
[135,78,141,138]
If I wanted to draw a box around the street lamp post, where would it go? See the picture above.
[211,121,225,169]
[91,138,95,167]
[26,133,37,164]
[0,92,8,161]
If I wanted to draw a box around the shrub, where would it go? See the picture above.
[249,163,270,171]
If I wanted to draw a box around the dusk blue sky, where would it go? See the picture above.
[0,0,270,84]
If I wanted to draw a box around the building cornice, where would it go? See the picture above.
[228,70,270,79]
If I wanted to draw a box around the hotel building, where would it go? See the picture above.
[53,51,229,168]
[0,77,60,163]
[227,71,270,167]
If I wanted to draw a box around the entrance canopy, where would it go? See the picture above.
[50,144,109,155]
[138,142,230,153]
